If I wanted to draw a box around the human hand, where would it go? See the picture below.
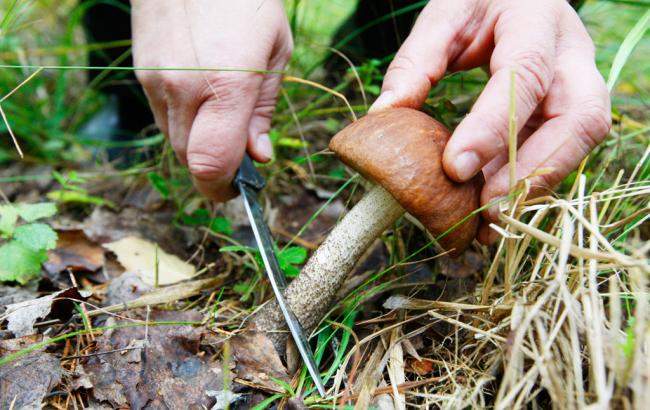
[370,0,611,243]
[131,0,292,201]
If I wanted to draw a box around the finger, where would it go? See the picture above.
[482,112,541,179]
[370,0,479,112]
[477,221,499,245]
[164,75,203,165]
[246,71,283,163]
[137,72,170,138]
[186,72,263,202]
[480,59,610,224]
[247,38,291,162]
[443,1,560,182]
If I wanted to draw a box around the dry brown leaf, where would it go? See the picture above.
[0,335,62,409]
[406,358,435,376]
[103,236,197,286]
[83,310,221,409]
[3,287,90,337]
[230,331,290,393]
[44,230,105,274]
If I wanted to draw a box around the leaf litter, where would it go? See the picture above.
[3,287,90,337]
[104,236,198,286]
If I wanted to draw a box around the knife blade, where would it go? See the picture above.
[234,153,326,397]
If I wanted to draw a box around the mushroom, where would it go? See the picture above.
[252,107,482,348]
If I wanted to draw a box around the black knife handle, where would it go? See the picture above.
[234,153,266,192]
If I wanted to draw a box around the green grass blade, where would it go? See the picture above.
[607,9,650,92]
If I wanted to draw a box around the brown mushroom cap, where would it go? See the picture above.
[329,107,482,254]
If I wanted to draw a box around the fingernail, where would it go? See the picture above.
[453,151,481,181]
[256,133,273,161]
[369,91,394,113]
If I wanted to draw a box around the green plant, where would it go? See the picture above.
[0,201,58,284]
[181,208,233,236]
[220,244,307,278]
[47,170,114,208]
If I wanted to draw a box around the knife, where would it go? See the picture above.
[234,153,327,397]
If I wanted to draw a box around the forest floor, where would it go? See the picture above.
[0,1,649,409]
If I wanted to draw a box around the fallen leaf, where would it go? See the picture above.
[0,284,38,316]
[0,334,44,353]
[70,364,94,391]
[83,310,222,409]
[103,236,197,286]
[104,271,152,306]
[230,331,290,392]
[83,207,195,259]
[44,230,105,274]
[207,389,243,410]
[97,275,226,317]
[3,287,90,337]
[0,336,62,409]
[406,358,435,376]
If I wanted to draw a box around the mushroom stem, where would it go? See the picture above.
[252,183,404,347]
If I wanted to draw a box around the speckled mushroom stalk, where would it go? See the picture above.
[252,108,482,348]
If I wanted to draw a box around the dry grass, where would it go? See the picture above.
[317,154,649,408]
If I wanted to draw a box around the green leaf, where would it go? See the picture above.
[181,208,211,226]
[250,394,283,410]
[279,246,307,264]
[181,209,232,235]
[51,170,86,192]
[328,167,347,180]
[147,171,170,199]
[219,245,257,253]
[208,217,233,235]
[0,205,18,235]
[363,83,381,95]
[268,129,281,144]
[15,202,57,222]
[281,264,301,278]
[232,281,251,295]
[13,223,58,251]
[269,376,295,396]
[221,245,306,278]
[607,9,650,92]
[0,240,47,284]
[279,246,307,278]
[277,137,308,149]
[47,190,114,208]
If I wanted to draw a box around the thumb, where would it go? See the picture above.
[370,1,474,112]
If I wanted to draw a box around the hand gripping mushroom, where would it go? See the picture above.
[253,108,482,348]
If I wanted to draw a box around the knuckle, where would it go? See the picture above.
[187,152,230,181]
[135,70,157,88]
[512,50,553,102]
[281,36,294,62]
[160,73,191,95]
[536,169,561,191]
[572,98,611,151]
[386,54,435,94]
[389,53,418,73]
[199,72,259,102]
[468,111,510,153]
